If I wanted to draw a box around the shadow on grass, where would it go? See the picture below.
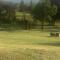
[0,28,15,32]
[37,42,60,47]
[0,27,24,32]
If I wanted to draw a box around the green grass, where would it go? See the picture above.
[0,30,60,45]
[0,30,60,60]
[0,45,60,60]
[16,12,33,21]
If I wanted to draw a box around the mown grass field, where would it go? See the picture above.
[0,30,60,60]
[0,12,60,60]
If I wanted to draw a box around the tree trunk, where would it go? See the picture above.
[41,20,44,30]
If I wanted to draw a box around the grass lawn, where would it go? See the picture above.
[16,12,33,21]
[0,30,60,60]
[0,30,60,45]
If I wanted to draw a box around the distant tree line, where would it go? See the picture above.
[18,0,58,30]
[0,0,60,30]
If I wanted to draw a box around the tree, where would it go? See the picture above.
[32,0,57,30]
[47,4,57,25]
[50,0,60,20]
[19,0,24,12]
[29,0,33,12]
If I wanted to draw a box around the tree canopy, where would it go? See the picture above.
[32,0,57,29]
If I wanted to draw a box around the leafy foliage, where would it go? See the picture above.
[32,0,57,26]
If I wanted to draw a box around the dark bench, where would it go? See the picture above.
[50,32,59,37]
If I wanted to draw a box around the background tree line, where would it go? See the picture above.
[0,0,59,31]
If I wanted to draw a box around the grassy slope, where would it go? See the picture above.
[0,30,60,60]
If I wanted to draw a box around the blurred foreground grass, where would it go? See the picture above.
[0,44,60,60]
[0,30,59,60]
